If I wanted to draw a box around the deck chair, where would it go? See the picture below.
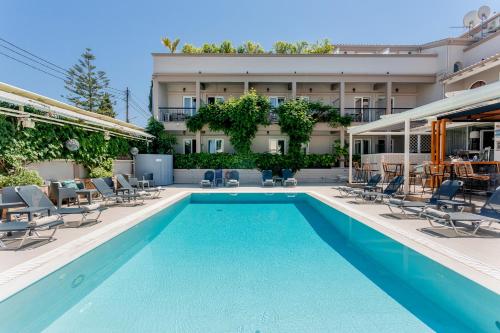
[386,180,466,215]
[226,170,240,187]
[200,170,215,188]
[261,170,275,187]
[0,215,63,250]
[334,174,382,197]
[356,176,405,203]
[282,169,297,187]
[422,186,500,235]
[17,185,104,228]
[115,174,163,198]
[214,169,224,187]
[91,178,144,206]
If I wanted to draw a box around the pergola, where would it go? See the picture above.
[0,82,154,141]
[347,81,500,193]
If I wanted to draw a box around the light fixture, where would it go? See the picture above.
[469,130,480,139]
[65,139,80,152]
[103,131,111,141]
[309,88,313,93]
[130,147,139,156]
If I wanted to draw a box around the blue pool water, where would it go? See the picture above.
[0,193,499,332]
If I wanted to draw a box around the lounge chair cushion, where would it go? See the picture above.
[81,203,102,212]
[28,215,60,227]
[388,198,426,207]
[61,180,80,190]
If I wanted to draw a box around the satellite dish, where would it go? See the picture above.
[463,10,479,28]
[478,5,491,20]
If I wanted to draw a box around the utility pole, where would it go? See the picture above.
[125,87,130,123]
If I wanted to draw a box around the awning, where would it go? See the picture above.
[0,82,154,140]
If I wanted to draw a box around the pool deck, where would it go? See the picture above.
[0,184,499,300]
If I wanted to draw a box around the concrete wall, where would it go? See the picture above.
[174,168,348,184]
[26,159,134,181]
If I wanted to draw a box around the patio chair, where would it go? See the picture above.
[200,170,215,188]
[337,174,382,197]
[422,187,500,235]
[386,180,466,215]
[91,178,144,206]
[115,174,163,198]
[356,176,405,203]
[261,170,275,187]
[143,173,155,187]
[0,215,63,250]
[226,170,240,187]
[214,169,224,187]
[382,162,397,184]
[17,185,104,228]
[50,181,79,208]
[282,169,297,187]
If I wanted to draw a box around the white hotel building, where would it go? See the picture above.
[151,12,500,159]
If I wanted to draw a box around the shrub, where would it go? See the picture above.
[0,168,44,187]
[88,166,113,178]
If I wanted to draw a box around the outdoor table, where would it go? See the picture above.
[75,189,98,205]
[137,180,150,189]
[436,199,470,212]
[0,201,26,220]
[6,206,51,222]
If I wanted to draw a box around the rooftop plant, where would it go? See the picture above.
[162,37,335,54]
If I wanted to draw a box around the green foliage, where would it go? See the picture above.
[237,41,265,54]
[97,93,116,118]
[0,107,134,176]
[277,100,315,156]
[88,164,113,178]
[145,117,177,154]
[64,48,112,114]
[332,140,348,163]
[161,37,180,53]
[307,101,351,127]
[148,81,153,113]
[178,40,335,54]
[187,90,270,154]
[0,168,44,187]
[173,152,335,171]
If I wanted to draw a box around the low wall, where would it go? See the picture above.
[26,159,134,181]
[174,168,348,184]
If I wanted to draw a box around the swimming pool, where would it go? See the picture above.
[0,193,498,332]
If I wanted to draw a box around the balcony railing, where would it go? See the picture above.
[344,107,413,122]
[159,107,196,122]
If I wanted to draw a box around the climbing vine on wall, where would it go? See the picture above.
[186,90,271,154]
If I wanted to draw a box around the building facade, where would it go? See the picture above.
[152,12,500,158]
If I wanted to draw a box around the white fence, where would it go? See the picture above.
[174,168,348,184]
[26,159,134,180]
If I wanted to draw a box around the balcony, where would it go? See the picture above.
[159,107,196,122]
[344,108,412,122]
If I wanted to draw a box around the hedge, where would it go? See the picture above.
[174,153,337,171]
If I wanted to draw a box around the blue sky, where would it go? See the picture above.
[1,0,498,126]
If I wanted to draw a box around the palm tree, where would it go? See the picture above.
[161,37,180,53]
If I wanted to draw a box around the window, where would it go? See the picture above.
[207,139,224,154]
[269,97,285,108]
[183,96,196,116]
[453,62,463,73]
[269,139,286,155]
[354,97,371,122]
[354,139,371,155]
[207,96,224,104]
[183,139,196,154]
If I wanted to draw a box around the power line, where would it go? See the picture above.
[0,51,67,81]
[0,44,69,77]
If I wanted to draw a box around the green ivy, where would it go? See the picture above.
[143,117,177,154]
[277,100,316,156]
[187,91,270,154]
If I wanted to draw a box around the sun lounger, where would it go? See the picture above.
[261,170,275,187]
[0,215,63,249]
[17,185,104,227]
[386,180,467,215]
[116,174,163,198]
[226,170,240,187]
[334,174,382,197]
[282,169,297,187]
[200,170,215,188]
[91,178,144,206]
[356,176,405,203]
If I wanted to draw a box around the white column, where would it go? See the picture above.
[339,129,345,168]
[244,81,249,94]
[339,81,345,116]
[385,81,392,153]
[195,80,202,153]
[404,119,410,194]
[291,81,297,99]
[152,78,160,120]
[349,132,353,184]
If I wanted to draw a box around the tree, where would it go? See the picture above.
[161,37,180,53]
[237,41,265,54]
[97,93,116,118]
[181,43,200,54]
[145,117,177,154]
[64,48,110,113]
[219,40,236,53]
